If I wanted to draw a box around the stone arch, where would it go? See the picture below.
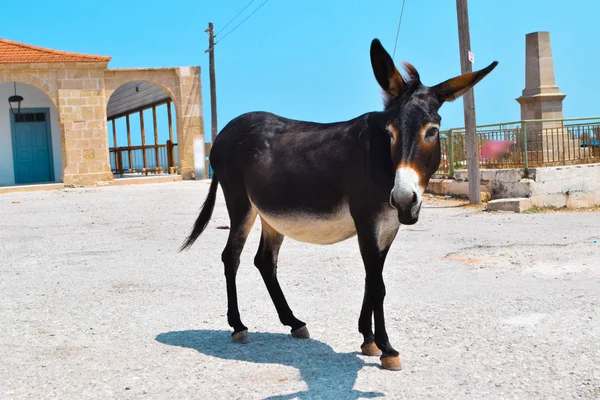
[104,72,180,137]
[104,68,203,180]
[106,80,176,115]
[106,80,179,176]
[105,78,179,132]
[105,79,177,108]
[104,71,179,113]
[0,81,64,185]
[0,71,59,110]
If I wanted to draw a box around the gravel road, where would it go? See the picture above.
[1,181,599,399]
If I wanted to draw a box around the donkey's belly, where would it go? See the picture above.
[257,205,357,245]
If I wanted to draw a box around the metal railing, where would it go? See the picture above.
[438,117,600,176]
[109,140,178,175]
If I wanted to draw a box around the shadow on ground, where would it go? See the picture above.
[155,330,384,399]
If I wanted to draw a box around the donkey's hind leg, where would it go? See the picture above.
[221,192,257,344]
[254,218,308,338]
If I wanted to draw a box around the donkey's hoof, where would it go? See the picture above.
[232,330,249,344]
[291,326,310,339]
[381,355,402,371]
[361,342,382,357]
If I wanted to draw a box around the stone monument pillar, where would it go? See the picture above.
[516,31,571,163]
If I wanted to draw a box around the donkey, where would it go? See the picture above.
[181,38,497,370]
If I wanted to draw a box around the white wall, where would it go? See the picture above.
[0,83,62,186]
[529,163,600,208]
[427,164,600,208]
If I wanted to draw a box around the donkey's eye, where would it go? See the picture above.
[426,127,439,138]
[386,125,398,144]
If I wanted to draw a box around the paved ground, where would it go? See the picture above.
[1,181,599,399]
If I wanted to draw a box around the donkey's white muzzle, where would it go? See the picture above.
[390,167,423,224]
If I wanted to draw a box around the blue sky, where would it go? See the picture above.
[2,0,599,144]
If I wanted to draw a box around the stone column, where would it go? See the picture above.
[175,66,205,180]
[58,66,113,187]
[516,32,571,163]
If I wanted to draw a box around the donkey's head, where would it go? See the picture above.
[370,39,497,225]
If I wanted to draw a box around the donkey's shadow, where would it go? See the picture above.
[155,330,384,399]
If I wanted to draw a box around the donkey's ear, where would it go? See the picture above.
[370,39,405,98]
[432,61,498,102]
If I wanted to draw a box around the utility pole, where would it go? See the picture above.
[205,22,218,142]
[456,0,481,204]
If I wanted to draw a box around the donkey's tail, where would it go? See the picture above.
[179,174,219,252]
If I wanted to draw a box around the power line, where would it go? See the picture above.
[392,0,407,60]
[216,0,256,37]
[215,0,270,45]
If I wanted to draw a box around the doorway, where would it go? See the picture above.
[10,108,54,184]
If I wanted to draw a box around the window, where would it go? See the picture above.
[15,112,46,123]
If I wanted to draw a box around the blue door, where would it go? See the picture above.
[11,109,54,185]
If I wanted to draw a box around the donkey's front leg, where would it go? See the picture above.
[356,222,401,371]
[358,289,381,357]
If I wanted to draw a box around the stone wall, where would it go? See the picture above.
[528,164,600,208]
[427,164,600,208]
[58,65,113,186]
[428,169,532,199]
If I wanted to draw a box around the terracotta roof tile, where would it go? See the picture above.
[0,38,111,64]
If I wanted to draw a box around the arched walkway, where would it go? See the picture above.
[104,68,203,180]
[106,81,179,176]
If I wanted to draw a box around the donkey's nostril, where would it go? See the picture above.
[391,189,420,210]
